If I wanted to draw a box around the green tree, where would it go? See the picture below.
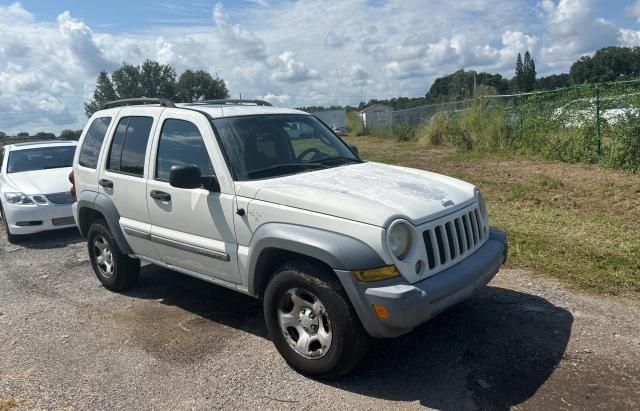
[84,71,118,116]
[523,51,536,92]
[85,61,231,116]
[59,129,82,140]
[176,69,229,102]
[514,53,524,91]
[111,63,143,98]
[569,46,640,84]
[537,73,570,90]
[139,60,176,99]
[16,132,29,137]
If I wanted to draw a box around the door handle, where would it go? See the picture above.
[98,179,113,189]
[150,190,171,201]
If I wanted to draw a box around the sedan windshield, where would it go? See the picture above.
[212,114,360,180]
[7,146,76,173]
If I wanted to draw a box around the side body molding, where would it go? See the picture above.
[76,190,133,255]
[247,223,385,296]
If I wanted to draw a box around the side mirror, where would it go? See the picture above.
[169,165,202,189]
[350,144,359,155]
[169,165,220,192]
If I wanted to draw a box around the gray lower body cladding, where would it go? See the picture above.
[336,228,508,338]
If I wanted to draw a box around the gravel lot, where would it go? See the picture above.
[1,226,639,410]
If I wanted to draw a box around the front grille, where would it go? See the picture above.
[46,192,74,205]
[421,205,488,273]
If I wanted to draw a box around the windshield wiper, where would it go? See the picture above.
[44,165,70,169]
[246,162,328,178]
[315,155,362,165]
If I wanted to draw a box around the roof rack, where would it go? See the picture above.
[188,99,272,107]
[102,98,176,110]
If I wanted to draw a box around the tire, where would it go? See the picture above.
[263,259,369,379]
[87,219,140,291]
[0,205,19,244]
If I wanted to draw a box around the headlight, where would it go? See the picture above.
[4,192,34,205]
[477,190,488,221]
[387,220,412,259]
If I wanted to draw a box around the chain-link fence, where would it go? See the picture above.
[387,80,640,171]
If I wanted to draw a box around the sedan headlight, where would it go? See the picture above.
[477,190,488,221]
[387,220,413,260]
[4,192,34,205]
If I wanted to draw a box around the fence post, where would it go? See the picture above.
[595,85,601,157]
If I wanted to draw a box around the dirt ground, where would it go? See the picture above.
[1,226,639,410]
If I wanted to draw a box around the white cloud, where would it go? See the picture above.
[270,51,319,82]
[213,2,267,61]
[1,0,639,133]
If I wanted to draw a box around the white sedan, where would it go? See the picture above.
[0,140,77,242]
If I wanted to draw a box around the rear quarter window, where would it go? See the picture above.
[107,116,153,177]
[78,117,112,169]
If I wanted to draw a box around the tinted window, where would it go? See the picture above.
[107,116,153,177]
[78,117,111,168]
[156,119,213,181]
[0,148,4,170]
[7,146,76,173]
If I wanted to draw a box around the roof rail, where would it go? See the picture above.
[189,99,272,107]
[102,98,176,110]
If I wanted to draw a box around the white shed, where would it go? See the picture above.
[358,104,393,129]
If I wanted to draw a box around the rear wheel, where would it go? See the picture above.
[263,260,369,379]
[87,220,140,291]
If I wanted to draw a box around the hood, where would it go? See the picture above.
[5,167,72,194]
[237,162,476,227]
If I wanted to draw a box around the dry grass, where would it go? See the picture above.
[0,398,20,411]
[346,135,640,295]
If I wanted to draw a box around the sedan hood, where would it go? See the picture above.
[5,167,72,194]
[237,162,477,227]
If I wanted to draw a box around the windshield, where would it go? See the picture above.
[7,146,76,173]
[212,114,360,180]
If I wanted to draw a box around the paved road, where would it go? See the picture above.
[1,227,639,410]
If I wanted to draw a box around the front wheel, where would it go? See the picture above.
[264,260,369,379]
[0,206,19,244]
[87,220,140,291]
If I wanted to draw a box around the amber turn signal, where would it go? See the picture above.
[351,265,401,282]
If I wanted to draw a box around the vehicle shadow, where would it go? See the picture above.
[127,266,572,410]
[3,226,83,249]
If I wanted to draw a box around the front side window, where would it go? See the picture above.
[107,116,153,177]
[156,119,213,181]
[79,117,111,168]
[212,114,359,180]
[7,146,76,173]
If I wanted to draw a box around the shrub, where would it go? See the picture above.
[603,112,640,173]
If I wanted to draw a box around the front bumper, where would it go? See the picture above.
[336,228,508,338]
[3,202,76,235]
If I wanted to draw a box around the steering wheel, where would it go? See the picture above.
[296,147,322,161]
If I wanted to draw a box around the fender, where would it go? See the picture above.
[247,223,386,296]
[76,190,133,255]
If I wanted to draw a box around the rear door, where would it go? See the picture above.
[146,109,240,283]
[98,108,160,259]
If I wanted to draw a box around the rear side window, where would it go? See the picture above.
[107,116,153,177]
[0,148,5,170]
[156,119,213,181]
[78,117,111,168]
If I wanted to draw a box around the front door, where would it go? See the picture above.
[146,109,240,284]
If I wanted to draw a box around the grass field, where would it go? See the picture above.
[345,135,640,295]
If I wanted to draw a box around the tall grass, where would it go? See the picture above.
[415,99,640,172]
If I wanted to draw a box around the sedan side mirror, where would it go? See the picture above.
[169,165,220,192]
[350,145,359,155]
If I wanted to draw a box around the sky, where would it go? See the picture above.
[0,0,639,134]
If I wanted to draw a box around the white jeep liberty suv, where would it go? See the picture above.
[72,98,508,379]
